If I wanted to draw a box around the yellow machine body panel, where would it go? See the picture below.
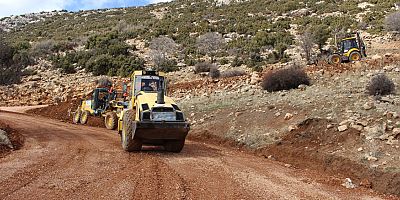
[117,70,189,152]
[343,47,360,57]
[81,100,95,114]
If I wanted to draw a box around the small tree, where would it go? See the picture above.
[196,32,226,63]
[311,25,330,51]
[385,11,400,32]
[149,36,178,71]
[299,29,315,64]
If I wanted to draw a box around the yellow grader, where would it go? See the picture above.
[73,86,128,130]
[118,70,190,152]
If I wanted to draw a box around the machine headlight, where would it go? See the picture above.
[142,111,151,120]
[152,112,176,121]
[176,112,184,121]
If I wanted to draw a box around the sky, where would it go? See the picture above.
[0,0,172,18]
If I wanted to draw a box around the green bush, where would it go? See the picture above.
[219,58,229,65]
[52,53,77,74]
[13,41,31,51]
[0,42,23,85]
[13,50,34,67]
[155,58,178,73]
[184,56,197,66]
[231,56,244,67]
[311,24,330,51]
[85,54,114,76]
[0,42,15,66]
[107,42,129,56]
[113,55,145,76]
[51,52,82,73]
[81,53,144,76]
[246,52,264,69]
[86,32,119,49]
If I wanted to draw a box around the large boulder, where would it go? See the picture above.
[0,129,13,149]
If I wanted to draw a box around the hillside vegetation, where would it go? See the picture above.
[0,0,399,83]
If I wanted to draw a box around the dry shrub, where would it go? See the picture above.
[262,67,310,92]
[194,62,215,73]
[385,11,400,32]
[221,70,247,78]
[209,66,220,79]
[366,73,395,96]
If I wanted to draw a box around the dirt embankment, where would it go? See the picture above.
[0,120,24,158]
[188,118,400,196]
[261,118,400,196]
[27,100,105,128]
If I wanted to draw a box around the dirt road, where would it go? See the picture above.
[0,111,392,200]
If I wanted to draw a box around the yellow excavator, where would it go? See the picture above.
[117,70,190,152]
[329,32,367,64]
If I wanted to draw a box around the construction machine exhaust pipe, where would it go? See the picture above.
[157,89,165,104]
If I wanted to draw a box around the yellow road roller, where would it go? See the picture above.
[118,70,190,152]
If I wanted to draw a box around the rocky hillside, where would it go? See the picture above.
[1,0,399,70]
[1,0,400,106]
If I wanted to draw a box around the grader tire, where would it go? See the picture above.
[73,109,81,124]
[164,140,185,153]
[105,112,118,130]
[121,110,142,152]
[80,110,89,125]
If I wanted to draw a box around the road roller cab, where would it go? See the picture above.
[118,70,190,152]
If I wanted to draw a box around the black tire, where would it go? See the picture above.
[105,112,118,130]
[73,109,81,124]
[349,51,361,61]
[329,54,342,64]
[121,109,142,152]
[164,140,185,153]
[80,110,89,124]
